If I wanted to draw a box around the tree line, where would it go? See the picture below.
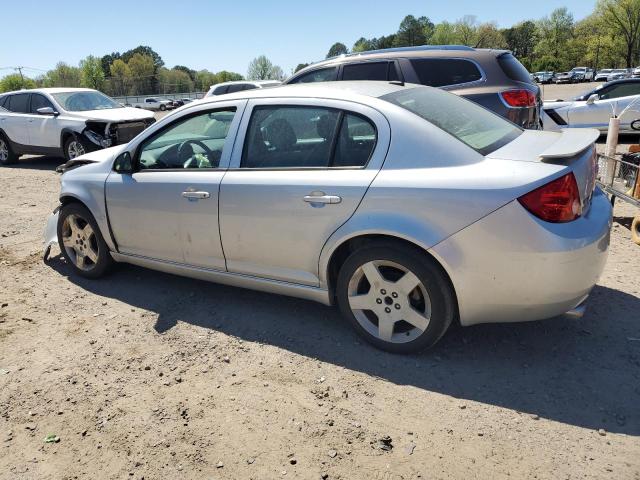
[4,0,640,95]
[295,0,640,73]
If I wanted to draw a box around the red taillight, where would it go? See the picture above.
[518,173,582,223]
[501,89,537,108]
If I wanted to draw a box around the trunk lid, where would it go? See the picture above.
[488,128,600,213]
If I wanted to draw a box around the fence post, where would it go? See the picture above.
[604,116,619,184]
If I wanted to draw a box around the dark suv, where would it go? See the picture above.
[286,46,541,129]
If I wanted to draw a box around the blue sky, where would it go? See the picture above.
[1,0,596,78]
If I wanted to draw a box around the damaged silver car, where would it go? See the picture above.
[0,88,155,165]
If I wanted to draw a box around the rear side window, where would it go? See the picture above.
[0,96,7,109]
[227,84,251,93]
[410,59,482,87]
[241,106,376,168]
[290,67,338,84]
[7,94,30,113]
[599,82,640,100]
[497,53,533,84]
[212,85,229,95]
[342,62,391,81]
[382,87,522,156]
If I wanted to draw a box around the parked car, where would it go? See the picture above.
[205,80,282,97]
[594,69,613,82]
[171,99,185,108]
[543,79,640,132]
[181,98,193,104]
[132,97,174,111]
[570,67,594,82]
[554,71,579,84]
[534,71,555,84]
[607,69,631,81]
[0,88,155,163]
[632,67,640,78]
[44,82,610,353]
[286,46,541,129]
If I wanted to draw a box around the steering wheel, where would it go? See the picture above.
[177,139,214,165]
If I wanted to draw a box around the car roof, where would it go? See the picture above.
[603,78,640,86]
[290,45,509,80]
[197,81,410,105]
[209,80,282,88]
[0,87,95,96]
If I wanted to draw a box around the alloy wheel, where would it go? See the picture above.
[61,213,99,271]
[67,140,85,159]
[347,260,432,344]
[0,139,8,162]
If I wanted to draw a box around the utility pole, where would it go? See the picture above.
[15,66,25,88]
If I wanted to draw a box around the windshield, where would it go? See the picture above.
[381,87,522,156]
[52,91,121,112]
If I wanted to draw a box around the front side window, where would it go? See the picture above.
[227,84,253,93]
[342,62,391,81]
[410,58,482,87]
[7,94,30,113]
[51,91,121,112]
[30,94,55,113]
[242,106,376,168]
[599,83,640,100]
[138,108,236,170]
[212,85,229,95]
[382,87,521,155]
[290,67,338,84]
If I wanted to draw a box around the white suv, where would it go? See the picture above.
[0,88,155,164]
[205,80,281,97]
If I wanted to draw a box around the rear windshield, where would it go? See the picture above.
[497,53,533,84]
[381,87,522,155]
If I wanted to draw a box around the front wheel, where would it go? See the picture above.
[0,134,18,165]
[64,136,89,161]
[159,104,166,111]
[336,242,455,353]
[57,203,113,278]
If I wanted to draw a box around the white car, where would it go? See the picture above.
[131,97,174,111]
[594,69,612,82]
[0,88,155,163]
[570,67,594,82]
[543,79,640,132]
[607,69,630,82]
[205,80,281,97]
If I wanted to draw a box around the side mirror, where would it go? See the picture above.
[113,151,133,174]
[586,94,599,105]
[37,106,58,116]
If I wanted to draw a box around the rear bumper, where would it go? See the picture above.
[430,188,612,326]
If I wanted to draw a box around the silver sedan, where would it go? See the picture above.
[44,82,612,353]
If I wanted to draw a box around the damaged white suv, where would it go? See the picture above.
[0,88,155,164]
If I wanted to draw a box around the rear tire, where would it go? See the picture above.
[57,203,113,279]
[336,241,455,353]
[0,133,18,165]
[632,214,640,246]
[64,135,90,161]
[160,104,166,111]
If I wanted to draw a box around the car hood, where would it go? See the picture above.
[56,145,126,173]
[66,107,155,122]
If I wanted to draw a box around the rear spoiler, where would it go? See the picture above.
[539,128,600,160]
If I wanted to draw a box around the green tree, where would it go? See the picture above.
[294,63,310,73]
[43,62,82,87]
[598,0,640,67]
[536,8,574,65]
[394,15,434,46]
[121,45,164,70]
[127,53,155,94]
[214,70,244,83]
[326,42,348,58]
[431,22,458,44]
[503,20,537,61]
[101,52,121,78]
[109,59,131,96]
[194,70,218,91]
[0,73,36,93]
[158,68,194,93]
[352,37,375,52]
[80,55,105,91]
[173,65,197,81]
[474,22,506,48]
[247,55,283,80]
[454,15,479,46]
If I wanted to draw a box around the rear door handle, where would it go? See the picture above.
[182,191,210,200]
[303,193,342,204]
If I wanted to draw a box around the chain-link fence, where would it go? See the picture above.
[597,153,640,206]
[112,92,206,105]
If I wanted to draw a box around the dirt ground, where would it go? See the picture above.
[1,90,640,480]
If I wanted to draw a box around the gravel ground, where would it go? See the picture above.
[0,93,639,479]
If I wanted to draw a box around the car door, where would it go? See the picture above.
[219,98,390,286]
[105,100,246,269]
[26,93,60,148]
[0,93,31,146]
[569,82,640,129]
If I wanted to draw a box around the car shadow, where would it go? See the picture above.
[47,255,640,436]
[6,155,62,171]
